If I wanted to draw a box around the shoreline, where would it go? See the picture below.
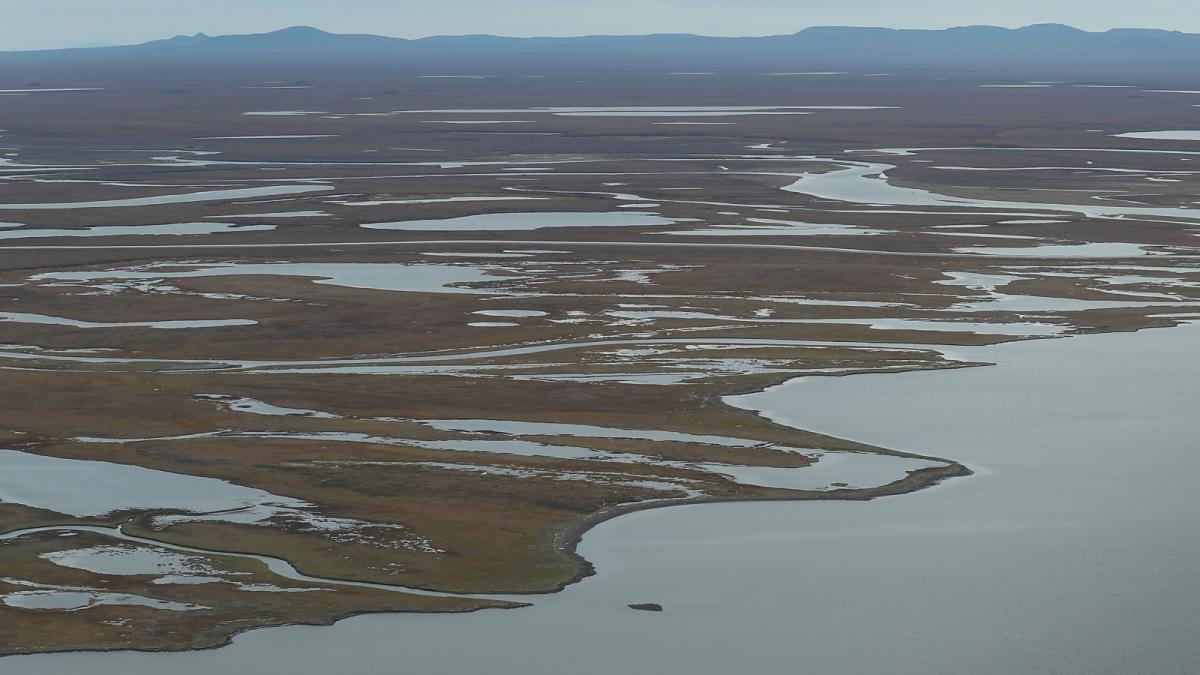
[6,320,1196,661]
[0,462,971,660]
[8,321,1193,657]
[0,351,977,658]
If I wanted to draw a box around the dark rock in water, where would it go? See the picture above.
[628,603,664,612]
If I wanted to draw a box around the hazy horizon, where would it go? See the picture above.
[2,0,1198,51]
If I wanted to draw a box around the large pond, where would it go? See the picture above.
[6,323,1198,674]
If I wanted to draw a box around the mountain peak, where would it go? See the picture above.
[1018,23,1086,33]
[267,26,333,38]
[142,32,211,48]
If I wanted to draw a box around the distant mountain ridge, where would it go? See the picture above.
[5,24,1200,70]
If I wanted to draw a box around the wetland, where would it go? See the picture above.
[0,40,1198,672]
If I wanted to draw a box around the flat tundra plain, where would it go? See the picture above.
[1,64,1199,654]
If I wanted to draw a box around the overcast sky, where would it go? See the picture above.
[2,0,1198,51]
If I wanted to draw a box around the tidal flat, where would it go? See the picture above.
[0,57,1199,664]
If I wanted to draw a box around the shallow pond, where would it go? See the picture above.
[362,211,677,232]
[1113,131,1200,141]
[0,222,274,240]
[35,262,519,295]
[784,161,1200,224]
[0,312,255,330]
[0,185,332,210]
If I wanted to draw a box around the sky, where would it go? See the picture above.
[2,0,1199,51]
